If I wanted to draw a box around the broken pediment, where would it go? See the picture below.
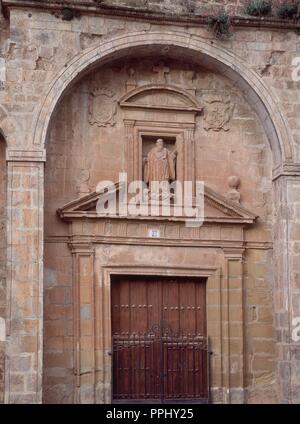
[119,84,202,113]
[57,183,258,225]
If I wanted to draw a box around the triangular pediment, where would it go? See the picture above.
[119,84,202,113]
[57,182,258,225]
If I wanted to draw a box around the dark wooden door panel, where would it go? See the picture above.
[162,278,180,332]
[112,275,206,335]
[147,278,161,330]
[111,275,208,403]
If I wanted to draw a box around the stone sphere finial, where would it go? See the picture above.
[228,175,240,189]
[226,176,241,204]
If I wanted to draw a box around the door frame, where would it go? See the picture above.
[97,265,222,404]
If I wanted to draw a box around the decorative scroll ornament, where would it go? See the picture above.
[203,95,234,132]
[88,87,117,127]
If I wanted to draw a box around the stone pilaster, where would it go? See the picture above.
[5,154,44,403]
[223,248,245,404]
[124,120,136,183]
[70,241,95,404]
[184,126,195,190]
[274,176,300,404]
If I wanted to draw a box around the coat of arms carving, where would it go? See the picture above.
[203,95,234,132]
[88,87,117,127]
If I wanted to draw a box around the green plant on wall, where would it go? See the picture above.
[244,1,272,16]
[273,0,300,19]
[207,12,233,39]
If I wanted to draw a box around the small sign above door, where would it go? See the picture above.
[148,229,160,238]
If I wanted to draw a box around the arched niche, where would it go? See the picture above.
[119,84,202,184]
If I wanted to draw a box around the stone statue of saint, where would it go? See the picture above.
[144,139,176,185]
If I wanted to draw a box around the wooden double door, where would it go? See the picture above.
[111,275,208,403]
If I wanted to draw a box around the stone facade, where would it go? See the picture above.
[0,0,300,404]
[0,135,6,403]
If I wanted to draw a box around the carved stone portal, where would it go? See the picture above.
[203,95,234,132]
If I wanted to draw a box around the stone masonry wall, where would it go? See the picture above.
[0,6,8,405]
[96,0,247,15]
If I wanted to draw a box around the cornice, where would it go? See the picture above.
[66,234,247,249]
[6,148,46,162]
[57,183,258,225]
[272,162,300,181]
[2,0,300,31]
[45,235,273,251]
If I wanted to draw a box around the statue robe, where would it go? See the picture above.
[144,147,176,184]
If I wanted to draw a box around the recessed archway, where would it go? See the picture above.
[41,35,279,404]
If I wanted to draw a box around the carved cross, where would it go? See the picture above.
[153,62,170,83]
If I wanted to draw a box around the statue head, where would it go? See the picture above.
[156,139,164,152]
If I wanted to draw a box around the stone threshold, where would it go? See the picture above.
[2,0,300,31]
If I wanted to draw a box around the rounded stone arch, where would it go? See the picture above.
[0,127,6,155]
[0,106,8,145]
[32,30,293,168]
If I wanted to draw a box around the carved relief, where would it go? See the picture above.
[203,95,234,132]
[88,87,117,127]
[153,62,170,84]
